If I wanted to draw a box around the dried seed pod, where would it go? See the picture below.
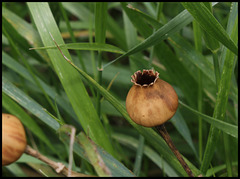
[2,113,27,166]
[126,69,178,127]
[126,71,194,177]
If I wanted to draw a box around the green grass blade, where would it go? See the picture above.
[171,111,198,158]
[78,132,112,176]
[58,2,86,71]
[168,34,215,84]
[58,125,135,177]
[179,101,238,138]
[62,2,127,50]
[103,2,220,69]
[181,2,238,56]
[193,19,204,163]
[133,135,144,176]
[201,2,220,53]
[2,7,50,62]
[103,3,195,68]
[27,2,115,156]
[95,2,108,116]
[112,133,179,177]
[2,76,60,131]
[30,43,125,54]
[95,2,108,44]
[2,51,77,123]
[2,93,56,153]
[221,3,238,176]
[200,5,238,172]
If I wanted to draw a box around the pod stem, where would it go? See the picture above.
[155,124,194,177]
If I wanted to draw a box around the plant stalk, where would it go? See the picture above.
[24,145,95,177]
[155,124,194,177]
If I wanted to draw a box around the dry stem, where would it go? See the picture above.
[24,145,94,177]
[155,124,194,177]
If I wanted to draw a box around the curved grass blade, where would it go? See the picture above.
[102,2,219,69]
[30,43,125,54]
[179,101,238,138]
[181,2,238,56]
[103,4,193,68]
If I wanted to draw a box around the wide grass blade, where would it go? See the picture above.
[78,132,112,176]
[27,2,115,156]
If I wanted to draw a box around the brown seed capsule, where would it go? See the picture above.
[2,113,27,166]
[126,71,194,177]
[126,69,178,127]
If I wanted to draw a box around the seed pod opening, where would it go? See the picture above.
[126,69,178,127]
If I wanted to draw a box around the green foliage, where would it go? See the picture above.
[2,2,238,177]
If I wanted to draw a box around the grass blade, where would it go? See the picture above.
[2,76,60,131]
[27,2,115,156]
[181,2,238,56]
[78,132,112,176]
[103,3,194,68]
[2,93,56,153]
[30,43,125,54]
[58,125,135,177]
[200,4,238,172]
[179,101,238,138]
[112,133,179,177]
[95,2,108,116]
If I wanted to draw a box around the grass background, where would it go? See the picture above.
[2,2,238,177]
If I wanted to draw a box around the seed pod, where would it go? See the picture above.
[126,69,178,127]
[2,113,27,166]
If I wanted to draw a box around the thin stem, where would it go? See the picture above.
[155,124,194,177]
[24,145,94,177]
